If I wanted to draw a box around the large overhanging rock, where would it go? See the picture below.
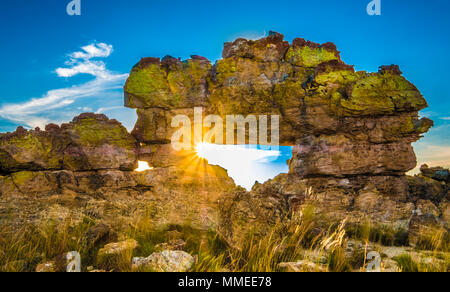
[124,32,433,178]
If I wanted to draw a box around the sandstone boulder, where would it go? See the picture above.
[61,113,138,171]
[0,113,138,174]
[0,126,68,173]
[97,239,139,270]
[35,261,57,273]
[132,250,195,272]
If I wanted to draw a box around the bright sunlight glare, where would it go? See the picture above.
[195,143,292,190]
[135,161,153,172]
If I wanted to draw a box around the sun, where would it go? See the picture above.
[135,161,153,172]
[195,142,209,159]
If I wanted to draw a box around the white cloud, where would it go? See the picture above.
[95,106,124,114]
[68,43,113,62]
[0,42,134,130]
[441,117,450,120]
[55,43,114,78]
[56,62,108,78]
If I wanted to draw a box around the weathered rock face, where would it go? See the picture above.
[124,32,432,178]
[0,164,236,232]
[62,113,138,171]
[406,165,450,245]
[218,174,415,247]
[0,113,138,173]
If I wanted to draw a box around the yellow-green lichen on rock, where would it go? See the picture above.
[125,57,211,109]
[0,127,68,172]
[285,45,339,67]
[314,70,359,86]
[10,171,55,193]
[62,113,138,171]
[340,73,428,116]
[69,116,134,149]
[125,64,171,108]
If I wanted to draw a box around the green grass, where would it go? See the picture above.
[393,253,449,272]
[0,209,448,272]
[0,217,96,272]
[348,220,409,247]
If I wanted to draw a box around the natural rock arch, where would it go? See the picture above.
[124,31,432,178]
[123,32,439,246]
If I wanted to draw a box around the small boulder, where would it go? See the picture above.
[407,175,445,202]
[97,239,138,270]
[82,223,115,248]
[132,250,194,272]
[439,201,450,228]
[36,261,57,273]
[154,239,186,252]
[279,261,328,272]
[98,239,138,256]
[414,200,440,217]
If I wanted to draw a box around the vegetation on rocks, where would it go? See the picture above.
[0,32,448,272]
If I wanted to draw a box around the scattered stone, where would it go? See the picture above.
[132,250,195,272]
[98,239,138,257]
[381,258,401,272]
[97,239,139,270]
[279,261,328,272]
[154,239,186,252]
[36,261,57,273]
[82,223,115,248]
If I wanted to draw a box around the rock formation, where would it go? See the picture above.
[123,32,441,246]
[0,113,137,173]
[0,32,447,250]
[0,113,235,232]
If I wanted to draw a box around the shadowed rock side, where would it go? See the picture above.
[0,113,236,233]
[0,32,447,250]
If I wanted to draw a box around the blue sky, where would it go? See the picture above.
[0,0,449,187]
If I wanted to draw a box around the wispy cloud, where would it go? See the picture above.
[0,43,133,130]
[229,30,268,41]
[441,117,450,120]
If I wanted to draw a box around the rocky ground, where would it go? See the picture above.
[0,32,448,272]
